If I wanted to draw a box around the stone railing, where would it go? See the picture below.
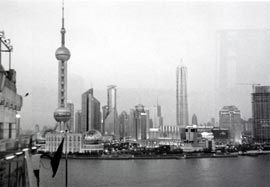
[0,152,28,187]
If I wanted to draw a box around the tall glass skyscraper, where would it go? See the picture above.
[176,65,189,127]
[104,85,119,138]
[67,101,74,131]
[81,89,101,132]
[149,104,163,128]
[107,85,117,111]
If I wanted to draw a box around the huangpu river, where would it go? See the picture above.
[40,156,270,187]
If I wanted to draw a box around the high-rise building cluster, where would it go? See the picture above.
[72,85,166,141]
[44,11,270,149]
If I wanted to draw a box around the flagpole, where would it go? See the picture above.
[65,122,68,187]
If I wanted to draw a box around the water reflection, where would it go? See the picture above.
[41,157,270,187]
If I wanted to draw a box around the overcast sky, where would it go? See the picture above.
[1,0,270,130]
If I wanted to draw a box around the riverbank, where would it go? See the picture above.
[51,153,239,160]
[41,150,270,160]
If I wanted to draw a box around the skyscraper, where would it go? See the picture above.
[104,85,119,139]
[75,110,82,133]
[176,65,189,127]
[192,114,198,125]
[67,101,74,131]
[149,104,163,128]
[107,85,117,111]
[34,124,40,133]
[81,89,101,132]
[102,105,109,134]
[219,105,242,143]
[128,109,136,139]
[252,86,270,143]
[134,104,148,140]
[119,111,129,139]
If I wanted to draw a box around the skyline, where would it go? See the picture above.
[1,1,270,129]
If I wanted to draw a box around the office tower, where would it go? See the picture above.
[81,89,101,132]
[67,101,74,131]
[102,105,109,134]
[104,85,119,139]
[75,110,82,133]
[192,114,198,125]
[119,111,129,139]
[134,104,147,140]
[107,85,117,111]
[219,105,243,143]
[145,109,151,139]
[54,1,71,131]
[128,109,136,139]
[210,118,216,126]
[176,65,189,127]
[252,86,270,143]
[149,104,163,128]
[34,124,40,133]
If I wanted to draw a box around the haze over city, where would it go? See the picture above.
[1,0,270,129]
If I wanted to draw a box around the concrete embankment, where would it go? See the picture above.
[66,153,238,160]
[41,151,270,160]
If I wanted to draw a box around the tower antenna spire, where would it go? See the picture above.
[61,0,66,46]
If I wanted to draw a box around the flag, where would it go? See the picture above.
[50,137,64,178]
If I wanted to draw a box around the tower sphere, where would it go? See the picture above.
[54,107,71,122]
[55,46,71,61]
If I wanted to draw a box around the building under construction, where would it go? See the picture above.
[252,86,270,143]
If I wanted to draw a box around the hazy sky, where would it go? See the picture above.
[1,0,270,130]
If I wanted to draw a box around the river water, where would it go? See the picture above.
[40,156,270,187]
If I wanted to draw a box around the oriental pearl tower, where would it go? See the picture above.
[54,0,71,131]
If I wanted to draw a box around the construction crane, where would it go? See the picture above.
[237,83,261,93]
